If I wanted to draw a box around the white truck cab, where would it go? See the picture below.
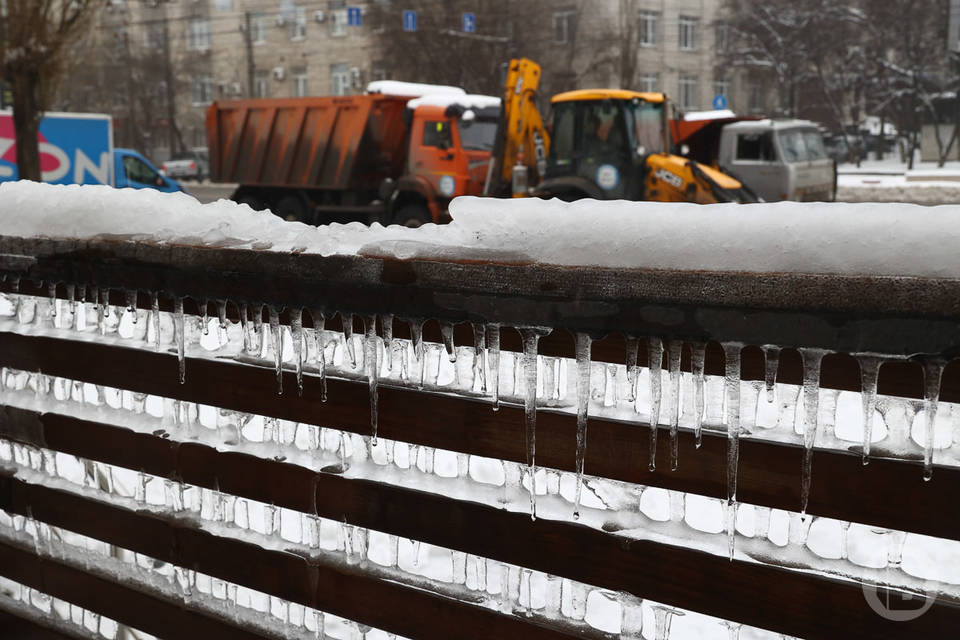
[718,119,836,202]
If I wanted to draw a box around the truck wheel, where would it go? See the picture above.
[276,196,306,223]
[394,205,431,228]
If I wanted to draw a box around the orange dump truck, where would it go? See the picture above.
[206,86,499,226]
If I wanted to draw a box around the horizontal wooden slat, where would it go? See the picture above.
[0,609,85,640]
[1,467,958,639]
[0,473,589,640]
[0,536,270,640]
[1,333,957,543]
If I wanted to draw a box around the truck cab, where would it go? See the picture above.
[391,96,499,226]
[717,119,835,201]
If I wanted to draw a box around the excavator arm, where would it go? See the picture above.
[483,58,551,197]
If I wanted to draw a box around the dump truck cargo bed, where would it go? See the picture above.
[206,94,410,191]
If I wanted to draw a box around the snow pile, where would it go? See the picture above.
[3,181,960,278]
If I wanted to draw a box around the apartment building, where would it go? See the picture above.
[540,0,764,116]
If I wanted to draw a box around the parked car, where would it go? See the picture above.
[162,148,209,182]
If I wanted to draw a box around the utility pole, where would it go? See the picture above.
[162,15,178,154]
[245,11,255,97]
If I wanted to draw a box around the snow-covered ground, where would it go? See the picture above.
[836,156,960,204]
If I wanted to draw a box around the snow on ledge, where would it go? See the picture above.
[2,181,960,279]
[365,80,464,97]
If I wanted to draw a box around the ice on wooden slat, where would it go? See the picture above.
[365,315,380,444]
[922,361,944,481]
[723,343,742,561]
[647,337,663,471]
[573,333,592,519]
[799,349,827,514]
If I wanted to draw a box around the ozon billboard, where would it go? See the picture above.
[0,111,114,185]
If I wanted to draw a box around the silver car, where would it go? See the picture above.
[161,148,209,182]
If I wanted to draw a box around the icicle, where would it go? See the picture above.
[48,282,57,317]
[652,606,684,640]
[382,313,394,371]
[253,305,264,356]
[472,323,486,392]
[440,321,457,362]
[922,360,944,481]
[217,299,227,327]
[408,319,424,389]
[342,313,357,367]
[668,340,682,471]
[74,284,85,318]
[311,310,327,402]
[762,345,780,403]
[174,298,186,384]
[520,327,550,520]
[201,299,210,335]
[723,343,742,561]
[125,289,137,319]
[151,292,161,351]
[799,348,827,514]
[647,337,663,471]
[487,323,501,410]
[365,315,380,444]
[240,303,250,354]
[856,355,882,465]
[625,337,639,402]
[691,342,706,448]
[269,307,283,395]
[96,288,106,334]
[291,309,304,397]
[573,332,592,519]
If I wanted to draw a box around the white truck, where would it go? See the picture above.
[673,113,837,202]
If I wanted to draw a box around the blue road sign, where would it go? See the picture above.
[462,12,476,33]
[347,7,362,27]
[403,10,417,32]
[712,94,728,110]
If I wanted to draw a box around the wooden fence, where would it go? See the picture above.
[0,235,958,639]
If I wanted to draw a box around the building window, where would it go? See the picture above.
[331,63,350,95]
[678,75,698,111]
[251,12,267,44]
[553,10,575,45]
[145,23,164,50]
[748,82,764,113]
[638,73,659,93]
[678,16,698,51]
[254,70,270,98]
[291,6,306,39]
[188,17,211,51]
[214,0,233,10]
[292,66,308,97]
[329,0,348,37]
[371,62,389,82]
[714,79,730,101]
[715,21,729,53]
[191,75,214,105]
[638,10,658,46]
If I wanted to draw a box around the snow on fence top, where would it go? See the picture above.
[2,181,959,279]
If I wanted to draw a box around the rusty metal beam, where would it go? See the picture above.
[2,237,960,356]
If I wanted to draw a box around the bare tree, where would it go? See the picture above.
[0,0,102,181]
[370,1,548,96]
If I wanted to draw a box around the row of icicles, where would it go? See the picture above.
[4,277,951,561]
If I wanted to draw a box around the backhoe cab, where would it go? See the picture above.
[539,89,755,203]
